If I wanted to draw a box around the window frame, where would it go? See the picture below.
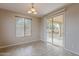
[15,16,32,37]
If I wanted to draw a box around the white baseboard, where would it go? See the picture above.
[64,48,79,56]
[0,40,40,49]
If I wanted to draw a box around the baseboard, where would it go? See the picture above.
[64,48,79,56]
[0,40,41,49]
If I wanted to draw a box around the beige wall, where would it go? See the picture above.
[0,9,41,47]
[40,17,47,41]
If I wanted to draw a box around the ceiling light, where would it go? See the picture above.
[27,3,37,14]
[31,8,36,12]
[28,10,32,14]
[33,11,37,14]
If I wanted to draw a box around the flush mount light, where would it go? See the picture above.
[27,3,37,14]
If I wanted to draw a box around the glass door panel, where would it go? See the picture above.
[47,19,53,43]
[53,15,64,47]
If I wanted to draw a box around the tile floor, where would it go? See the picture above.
[0,41,78,56]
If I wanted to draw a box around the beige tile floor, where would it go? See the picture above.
[0,41,78,56]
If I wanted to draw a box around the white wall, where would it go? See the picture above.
[41,4,79,55]
[0,9,41,47]
[65,4,79,55]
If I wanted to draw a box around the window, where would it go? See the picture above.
[25,19,32,36]
[16,17,24,37]
[16,17,32,37]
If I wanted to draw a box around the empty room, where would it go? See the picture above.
[0,3,79,56]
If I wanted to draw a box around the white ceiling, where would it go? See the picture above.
[0,3,69,17]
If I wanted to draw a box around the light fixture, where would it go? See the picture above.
[27,3,37,14]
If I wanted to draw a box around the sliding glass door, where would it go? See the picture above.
[47,14,64,47]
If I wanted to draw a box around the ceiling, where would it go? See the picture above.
[0,3,69,17]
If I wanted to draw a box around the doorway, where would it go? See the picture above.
[47,14,64,47]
